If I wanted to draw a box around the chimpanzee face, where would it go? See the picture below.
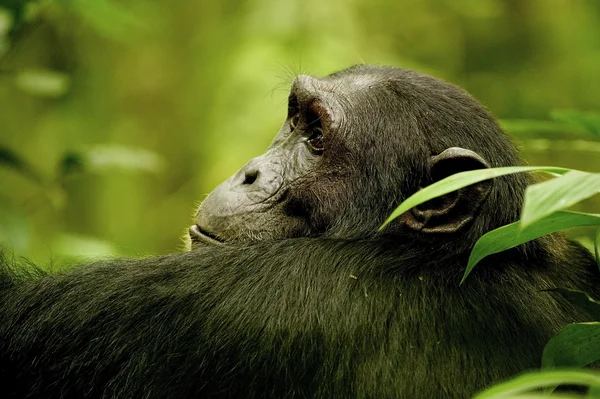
[189,65,521,248]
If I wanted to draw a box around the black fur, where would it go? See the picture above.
[1,65,599,398]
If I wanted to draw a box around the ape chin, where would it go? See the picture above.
[1,65,599,399]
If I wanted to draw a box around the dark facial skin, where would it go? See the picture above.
[191,75,342,244]
[190,76,328,244]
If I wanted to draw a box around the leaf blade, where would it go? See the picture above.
[474,370,600,399]
[521,171,600,228]
[463,211,600,284]
[379,166,572,231]
[542,323,600,370]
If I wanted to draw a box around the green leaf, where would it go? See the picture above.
[542,323,600,369]
[474,370,600,398]
[53,233,121,259]
[485,395,584,399]
[379,166,572,231]
[87,145,164,174]
[545,288,600,320]
[0,7,13,35]
[463,211,600,284]
[589,385,600,398]
[551,110,600,139]
[501,118,588,138]
[0,5,13,56]
[519,139,600,155]
[521,171,600,228]
[14,69,71,98]
[60,0,144,39]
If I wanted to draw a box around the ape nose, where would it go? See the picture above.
[233,162,261,189]
[229,157,283,196]
[242,168,259,186]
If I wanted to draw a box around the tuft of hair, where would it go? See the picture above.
[0,248,47,290]
[180,227,193,252]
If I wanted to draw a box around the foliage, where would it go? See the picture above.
[473,370,600,399]
[466,211,600,284]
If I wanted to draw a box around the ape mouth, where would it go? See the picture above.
[189,225,225,245]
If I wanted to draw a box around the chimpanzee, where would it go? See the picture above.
[1,65,598,399]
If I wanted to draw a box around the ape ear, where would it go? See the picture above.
[404,147,493,234]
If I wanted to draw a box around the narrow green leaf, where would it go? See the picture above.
[551,110,600,138]
[87,145,164,174]
[542,323,600,369]
[463,211,600,284]
[0,7,13,35]
[66,0,144,39]
[500,118,590,138]
[474,370,600,399]
[14,69,70,98]
[489,395,580,399]
[521,171,600,228]
[487,395,583,399]
[520,139,600,155]
[379,166,572,231]
[589,385,600,398]
[53,233,121,259]
[545,289,600,320]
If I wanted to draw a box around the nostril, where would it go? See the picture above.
[242,170,258,186]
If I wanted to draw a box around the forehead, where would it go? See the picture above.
[323,71,384,91]
[291,71,384,98]
[288,70,395,142]
[289,73,392,125]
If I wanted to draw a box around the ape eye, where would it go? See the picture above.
[307,128,324,154]
[290,114,300,131]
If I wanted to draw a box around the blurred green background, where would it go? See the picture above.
[0,0,599,262]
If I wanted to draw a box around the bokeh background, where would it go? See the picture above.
[0,0,599,263]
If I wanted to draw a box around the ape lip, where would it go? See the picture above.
[189,225,225,245]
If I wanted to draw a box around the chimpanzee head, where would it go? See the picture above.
[190,66,530,248]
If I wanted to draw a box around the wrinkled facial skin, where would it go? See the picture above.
[190,75,341,245]
[189,70,398,246]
